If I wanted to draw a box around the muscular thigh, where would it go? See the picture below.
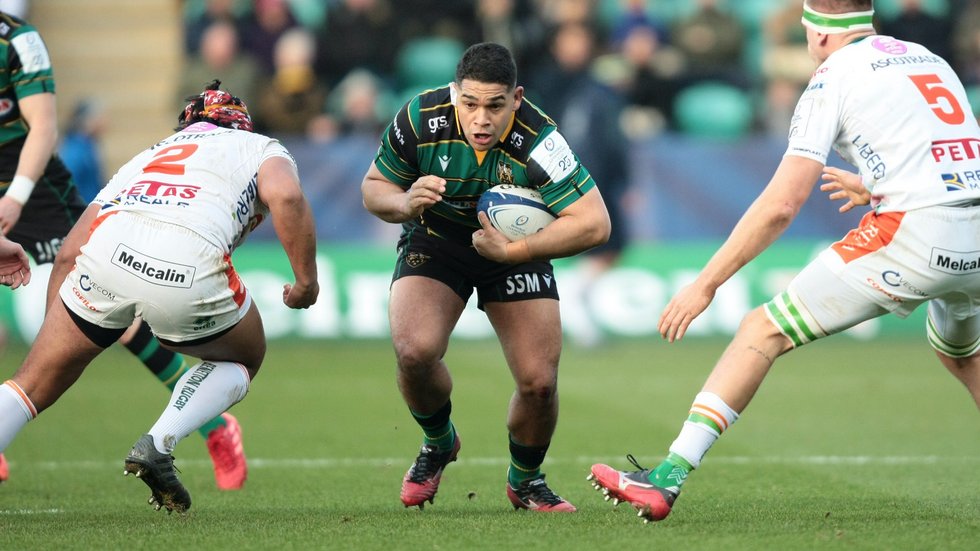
[486,298,562,381]
[389,276,466,354]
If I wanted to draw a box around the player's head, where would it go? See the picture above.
[455,42,517,90]
[177,79,253,132]
[804,0,873,12]
[452,42,523,152]
[801,1,875,62]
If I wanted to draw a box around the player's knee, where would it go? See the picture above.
[392,337,444,373]
[514,372,558,403]
[739,307,794,351]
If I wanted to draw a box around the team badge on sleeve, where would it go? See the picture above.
[530,131,577,182]
[11,31,51,73]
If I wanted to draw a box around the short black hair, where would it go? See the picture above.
[806,0,873,12]
[454,42,517,89]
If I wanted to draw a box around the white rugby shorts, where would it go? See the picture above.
[765,205,980,356]
[60,212,252,343]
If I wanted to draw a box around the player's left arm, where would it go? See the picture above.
[0,92,58,234]
[659,155,823,342]
[820,166,871,212]
[474,187,610,264]
[257,155,319,309]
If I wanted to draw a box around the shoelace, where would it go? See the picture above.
[520,478,564,506]
[626,453,649,473]
[408,445,449,483]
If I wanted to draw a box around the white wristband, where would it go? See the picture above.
[5,175,35,205]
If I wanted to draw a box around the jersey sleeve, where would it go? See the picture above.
[526,127,596,213]
[260,139,296,167]
[372,96,421,187]
[8,24,55,98]
[784,69,843,164]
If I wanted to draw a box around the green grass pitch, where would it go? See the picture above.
[1,336,979,549]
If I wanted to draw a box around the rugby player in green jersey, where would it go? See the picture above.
[0,11,246,489]
[362,42,611,512]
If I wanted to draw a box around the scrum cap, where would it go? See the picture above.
[178,79,253,132]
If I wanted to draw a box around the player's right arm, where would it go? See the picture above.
[361,164,445,223]
[361,94,448,223]
[658,155,823,342]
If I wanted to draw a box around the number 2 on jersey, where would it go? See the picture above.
[909,74,966,125]
[142,144,199,175]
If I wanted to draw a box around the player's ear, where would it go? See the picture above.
[450,82,458,106]
[512,86,524,111]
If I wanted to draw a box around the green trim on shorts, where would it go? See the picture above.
[766,296,804,347]
[926,315,980,357]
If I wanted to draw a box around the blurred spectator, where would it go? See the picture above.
[391,0,476,45]
[179,19,260,111]
[322,68,391,141]
[183,0,241,55]
[593,13,683,137]
[59,99,109,202]
[609,0,669,46]
[474,0,547,77]
[879,0,952,60]
[760,0,813,136]
[314,0,399,89]
[535,0,595,26]
[670,0,747,89]
[240,0,300,75]
[252,27,328,137]
[952,1,980,85]
[528,21,631,347]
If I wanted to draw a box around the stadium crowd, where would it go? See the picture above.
[175,0,980,143]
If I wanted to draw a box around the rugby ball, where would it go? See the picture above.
[477,184,556,242]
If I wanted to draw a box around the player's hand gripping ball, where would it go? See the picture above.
[476,185,556,242]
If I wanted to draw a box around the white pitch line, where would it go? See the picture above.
[11,454,978,471]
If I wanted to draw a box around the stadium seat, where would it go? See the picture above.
[729,0,783,30]
[673,82,754,139]
[873,0,949,19]
[396,37,465,95]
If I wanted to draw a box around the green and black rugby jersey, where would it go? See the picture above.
[374,84,596,243]
[0,12,57,182]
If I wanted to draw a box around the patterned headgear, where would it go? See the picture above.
[178,80,253,132]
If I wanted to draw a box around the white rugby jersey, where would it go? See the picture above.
[787,35,980,212]
[93,122,294,252]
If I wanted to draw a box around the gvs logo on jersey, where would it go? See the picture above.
[428,115,449,133]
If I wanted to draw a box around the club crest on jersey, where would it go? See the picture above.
[496,161,514,185]
[0,98,14,116]
[405,252,430,268]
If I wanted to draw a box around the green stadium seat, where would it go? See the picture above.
[396,37,465,93]
[729,0,784,30]
[673,82,754,139]
[873,0,949,19]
